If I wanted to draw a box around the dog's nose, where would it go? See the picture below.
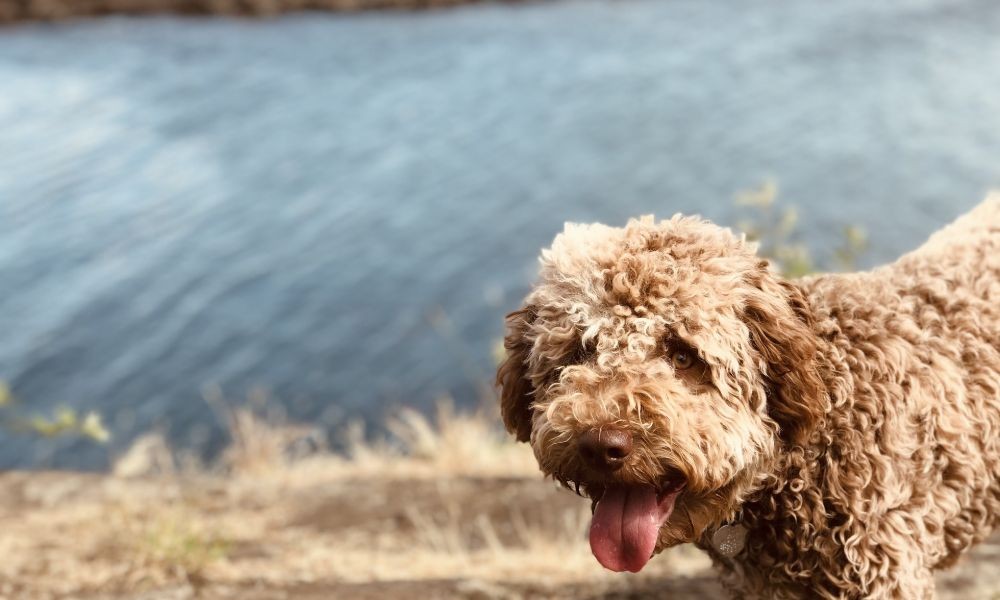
[579,428,633,472]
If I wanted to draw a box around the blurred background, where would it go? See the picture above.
[2,0,1000,472]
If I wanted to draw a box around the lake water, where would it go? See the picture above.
[1,0,999,469]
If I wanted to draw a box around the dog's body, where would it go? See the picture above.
[721,200,1000,598]
[498,198,1000,599]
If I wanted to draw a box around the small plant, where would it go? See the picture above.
[138,515,230,578]
[734,179,868,276]
[0,381,11,407]
[0,380,110,443]
[833,224,869,272]
[101,499,232,589]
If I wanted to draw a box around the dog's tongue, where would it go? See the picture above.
[589,485,677,573]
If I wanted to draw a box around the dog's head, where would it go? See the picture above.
[497,215,824,572]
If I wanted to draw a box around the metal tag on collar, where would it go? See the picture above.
[711,523,747,558]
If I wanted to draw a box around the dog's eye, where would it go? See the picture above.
[664,340,711,388]
[670,349,695,370]
[664,339,702,370]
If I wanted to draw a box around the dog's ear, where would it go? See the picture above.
[496,305,536,442]
[744,265,825,446]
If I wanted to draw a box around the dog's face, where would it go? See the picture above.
[498,215,823,572]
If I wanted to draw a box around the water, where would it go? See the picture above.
[1,0,999,469]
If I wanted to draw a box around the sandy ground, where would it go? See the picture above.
[1,467,999,600]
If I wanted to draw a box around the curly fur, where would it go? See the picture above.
[497,196,1000,599]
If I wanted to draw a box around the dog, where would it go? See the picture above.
[497,197,1000,598]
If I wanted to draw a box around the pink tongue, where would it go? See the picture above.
[589,486,676,573]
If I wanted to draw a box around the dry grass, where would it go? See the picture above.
[0,405,694,599]
[344,402,541,478]
[1,405,997,599]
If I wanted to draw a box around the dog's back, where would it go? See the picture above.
[892,194,1000,306]
[798,196,1000,582]
[897,196,1000,569]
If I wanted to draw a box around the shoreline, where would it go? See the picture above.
[0,0,526,24]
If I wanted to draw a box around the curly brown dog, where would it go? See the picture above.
[497,197,1000,599]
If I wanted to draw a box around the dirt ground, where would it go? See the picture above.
[1,468,999,600]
